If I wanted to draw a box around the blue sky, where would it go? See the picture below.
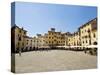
[14,2,97,37]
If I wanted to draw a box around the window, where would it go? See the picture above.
[19,30,21,33]
[54,40,56,42]
[89,40,91,45]
[18,42,19,46]
[31,40,32,43]
[83,41,84,44]
[16,47,19,51]
[54,35,56,37]
[52,41,53,44]
[93,33,96,38]
[85,29,86,32]
[89,35,91,38]
[82,31,83,33]
[24,32,26,34]
[57,41,58,44]
[86,40,87,43]
[19,37,21,41]
[85,36,87,38]
[88,28,90,33]
[18,34,20,37]
[94,42,97,45]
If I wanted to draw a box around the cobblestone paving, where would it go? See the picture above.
[14,50,97,73]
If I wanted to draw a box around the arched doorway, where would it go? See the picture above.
[93,42,97,45]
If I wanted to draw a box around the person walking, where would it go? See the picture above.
[19,48,22,56]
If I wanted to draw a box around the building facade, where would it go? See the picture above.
[11,18,97,52]
[73,31,80,46]
[36,34,46,49]
[11,25,27,53]
[32,36,39,49]
[44,28,67,48]
[91,18,97,45]
[68,33,74,46]
[79,18,97,47]
[24,36,33,51]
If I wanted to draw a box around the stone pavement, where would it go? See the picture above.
[14,50,97,73]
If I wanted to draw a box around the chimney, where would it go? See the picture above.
[22,27,23,30]
[51,28,55,32]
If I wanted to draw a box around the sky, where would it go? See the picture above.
[13,2,97,37]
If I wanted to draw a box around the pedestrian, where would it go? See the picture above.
[19,49,22,56]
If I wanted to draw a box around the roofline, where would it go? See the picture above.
[11,25,27,32]
[78,17,97,29]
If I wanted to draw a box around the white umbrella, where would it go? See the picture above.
[87,45,97,48]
